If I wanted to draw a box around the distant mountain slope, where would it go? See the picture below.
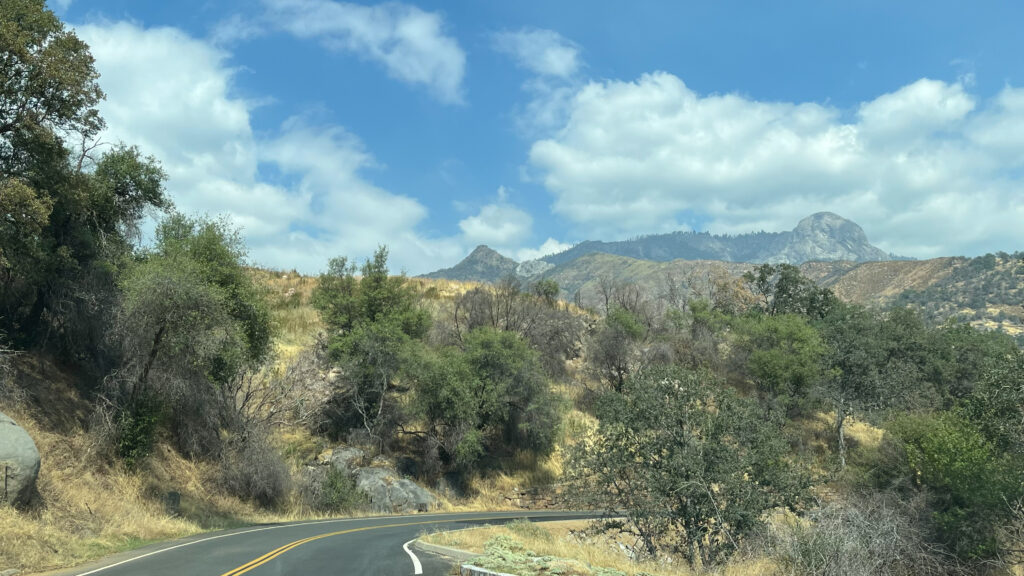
[543,253,1022,341]
[423,212,893,285]
[420,245,518,282]
[541,212,890,267]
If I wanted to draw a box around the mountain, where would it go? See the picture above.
[542,212,890,267]
[423,213,893,284]
[420,245,519,282]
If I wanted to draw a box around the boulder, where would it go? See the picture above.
[353,467,436,513]
[0,412,40,507]
[329,446,364,474]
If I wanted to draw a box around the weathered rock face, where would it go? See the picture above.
[0,412,40,507]
[772,212,889,264]
[316,445,437,513]
[329,446,365,474]
[353,467,436,513]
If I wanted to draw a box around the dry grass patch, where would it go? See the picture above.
[422,520,778,576]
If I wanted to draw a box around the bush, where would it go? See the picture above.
[886,413,1018,561]
[765,493,957,576]
[300,466,366,514]
[219,430,290,509]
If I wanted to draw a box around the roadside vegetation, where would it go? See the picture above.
[2,3,1023,576]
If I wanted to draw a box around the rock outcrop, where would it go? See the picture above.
[315,446,437,513]
[353,467,436,513]
[0,412,40,507]
[771,212,889,264]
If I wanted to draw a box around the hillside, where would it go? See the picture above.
[539,253,1024,340]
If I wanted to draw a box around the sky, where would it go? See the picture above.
[56,0,1024,274]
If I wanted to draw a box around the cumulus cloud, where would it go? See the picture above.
[262,0,466,104]
[493,28,581,78]
[77,21,466,274]
[528,72,1024,257]
[515,238,573,262]
[458,191,534,250]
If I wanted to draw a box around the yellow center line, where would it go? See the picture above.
[218,515,510,576]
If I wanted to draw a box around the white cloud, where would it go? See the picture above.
[77,21,466,274]
[516,238,572,262]
[458,197,533,249]
[528,72,1024,258]
[493,28,581,78]
[51,0,73,11]
[262,0,466,104]
[493,29,583,137]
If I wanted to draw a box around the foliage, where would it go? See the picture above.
[886,413,1020,561]
[0,0,104,175]
[586,306,648,392]
[302,466,367,514]
[0,1,170,364]
[744,263,837,319]
[731,313,825,413]
[311,247,430,445]
[413,328,561,476]
[765,493,956,576]
[107,214,271,460]
[218,428,291,509]
[566,365,806,567]
[449,276,583,378]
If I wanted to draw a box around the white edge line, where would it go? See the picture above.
[71,512,520,576]
[403,539,424,575]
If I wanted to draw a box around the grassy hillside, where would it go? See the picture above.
[544,252,1024,339]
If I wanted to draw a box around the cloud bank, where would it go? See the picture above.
[528,72,1024,257]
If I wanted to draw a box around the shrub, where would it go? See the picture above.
[219,430,290,509]
[886,413,1018,561]
[300,466,366,514]
[764,493,957,576]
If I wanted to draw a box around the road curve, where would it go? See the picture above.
[42,510,595,576]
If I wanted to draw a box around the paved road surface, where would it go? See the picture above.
[43,511,593,576]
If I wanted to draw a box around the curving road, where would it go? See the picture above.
[42,511,594,576]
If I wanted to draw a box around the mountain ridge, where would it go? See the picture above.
[423,212,896,284]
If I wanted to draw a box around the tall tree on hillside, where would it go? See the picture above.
[0,1,170,360]
[311,246,430,448]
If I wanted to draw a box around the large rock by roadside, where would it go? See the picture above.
[353,467,437,513]
[329,446,365,474]
[0,412,40,507]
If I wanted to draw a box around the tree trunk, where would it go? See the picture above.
[836,400,847,471]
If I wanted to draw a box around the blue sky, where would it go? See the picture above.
[58,0,1024,273]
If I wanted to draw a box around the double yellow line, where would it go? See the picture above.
[218,516,504,576]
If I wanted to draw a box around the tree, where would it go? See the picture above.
[731,313,825,414]
[411,328,560,477]
[566,365,805,568]
[817,302,885,470]
[0,1,170,357]
[587,306,646,392]
[311,246,430,447]
[0,0,104,176]
[109,214,271,461]
[744,263,836,319]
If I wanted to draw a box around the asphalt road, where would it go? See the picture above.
[45,511,594,576]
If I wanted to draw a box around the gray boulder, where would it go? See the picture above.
[353,467,437,513]
[0,411,40,507]
[329,446,365,474]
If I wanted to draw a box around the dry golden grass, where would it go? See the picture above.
[0,403,293,574]
[422,520,779,576]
